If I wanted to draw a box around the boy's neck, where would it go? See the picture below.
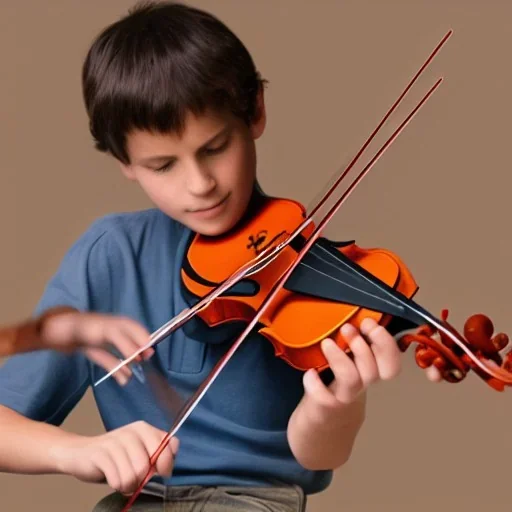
[231,181,268,231]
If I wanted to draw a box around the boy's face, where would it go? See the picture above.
[120,96,266,236]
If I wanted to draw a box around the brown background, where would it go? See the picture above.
[1,1,511,510]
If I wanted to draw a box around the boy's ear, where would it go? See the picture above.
[119,162,137,181]
[250,86,266,140]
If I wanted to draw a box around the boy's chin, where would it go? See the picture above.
[172,196,249,237]
[183,214,240,238]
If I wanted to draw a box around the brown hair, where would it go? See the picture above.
[82,1,267,164]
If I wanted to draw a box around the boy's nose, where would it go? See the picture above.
[186,164,216,196]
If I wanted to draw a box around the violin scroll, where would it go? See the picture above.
[397,310,512,391]
[463,313,509,354]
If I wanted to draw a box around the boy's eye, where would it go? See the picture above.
[150,137,229,173]
[204,139,229,155]
[154,161,175,173]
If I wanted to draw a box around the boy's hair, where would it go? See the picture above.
[82,1,267,164]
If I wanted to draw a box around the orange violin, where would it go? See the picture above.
[181,191,417,373]
[180,190,512,390]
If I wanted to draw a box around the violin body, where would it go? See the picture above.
[181,190,512,390]
[181,192,417,371]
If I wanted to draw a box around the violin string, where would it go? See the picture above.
[308,238,512,381]
[296,251,401,309]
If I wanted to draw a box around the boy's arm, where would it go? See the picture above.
[0,306,153,385]
[287,319,441,470]
[0,404,80,474]
[0,306,77,358]
[286,319,401,470]
[287,381,366,471]
[0,221,107,466]
[0,220,178,493]
[0,404,178,494]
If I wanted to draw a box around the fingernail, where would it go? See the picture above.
[322,338,336,350]
[360,318,378,333]
[303,368,317,386]
[341,323,356,336]
[117,374,129,386]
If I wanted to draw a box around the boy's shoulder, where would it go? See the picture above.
[56,207,189,284]
[72,207,187,254]
[41,208,190,314]
[86,207,180,238]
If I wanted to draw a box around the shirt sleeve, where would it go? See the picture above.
[0,219,114,425]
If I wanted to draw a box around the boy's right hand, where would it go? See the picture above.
[55,421,179,496]
[41,310,154,385]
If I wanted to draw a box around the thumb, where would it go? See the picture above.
[154,436,180,478]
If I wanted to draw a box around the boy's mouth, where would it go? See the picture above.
[188,193,230,218]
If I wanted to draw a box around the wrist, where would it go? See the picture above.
[48,431,87,475]
[288,392,366,471]
[302,389,366,433]
[38,307,80,349]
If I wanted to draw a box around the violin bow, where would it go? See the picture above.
[95,29,453,389]
[120,30,455,511]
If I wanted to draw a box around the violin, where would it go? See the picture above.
[180,189,512,390]
[115,29,512,511]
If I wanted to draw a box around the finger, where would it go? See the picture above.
[118,318,154,360]
[105,328,146,363]
[153,436,178,478]
[84,348,132,386]
[359,318,401,380]
[72,316,108,345]
[77,458,106,484]
[122,433,153,493]
[425,365,443,382]
[108,440,139,496]
[340,323,379,386]
[93,449,122,492]
[321,338,363,402]
[141,425,176,478]
[302,368,339,411]
[169,436,180,457]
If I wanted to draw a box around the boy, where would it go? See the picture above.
[0,2,440,511]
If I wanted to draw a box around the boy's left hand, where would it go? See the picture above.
[303,317,442,410]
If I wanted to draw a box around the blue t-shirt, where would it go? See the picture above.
[0,208,332,494]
